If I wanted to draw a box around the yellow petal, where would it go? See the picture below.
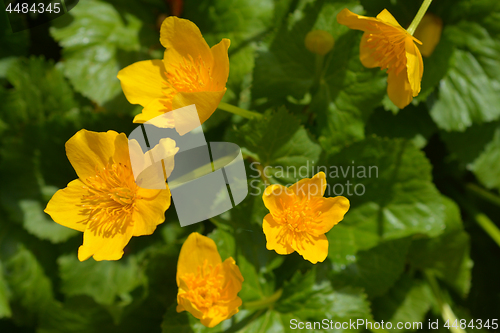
[337,8,382,31]
[172,90,226,125]
[117,60,167,107]
[160,16,213,69]
[262,184,295,215]
[220,257,244,297]
[376,9,403,28]
[176,232,222,285]
[290,172,327,199]
[293,233,328,264]
[112,130,132,167]
[263,214,295,255]
[133,98,171,124]
[78,225,134,261]
[360,32,380,68]
[405,37,424,96]
[177,295,204,319]
[210,38,231,91]
[132,188,171,236]
[200,299,241,328]
[66,130,119,181]
[311,196,350,235]
[387,66,413,109]
[44,179,88,232]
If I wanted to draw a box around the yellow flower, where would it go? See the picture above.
[45,130,175,261]
[176,232,243,328]
[262,172,350,264]
[337,8,424,109]
[117,16,230,127]
[414,13,443,57]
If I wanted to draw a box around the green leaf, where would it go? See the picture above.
[365,104,438,149]
[228,108,321,183]
[208,228,236,262]
[58,254,147,307]
[0,56,77,127]
[429,21,500,131]
[184,0,275,95]
[440,121,499,166]
[325,137,446,243]
[50,0,143,105]
[440,120,500,190]
[0,10,29,58]
[469,127,500,190]
[314,30,386,151]
[251,0,321,101]
[1,244,55,324]
[371,274,433,332]
[408,197,472,297]
[19,199,78,243]
[278,269,371,323]
[234,226,280,302]
[237,269,371,332]
[331,238,411,298]
[0,261,12,318]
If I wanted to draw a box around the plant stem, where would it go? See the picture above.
[425,271,467,333]
[218,102,263,120]
[243,289,283,310]
[474,213,500,248]
[407,0,433,35]
[312,53,325,90]
[466,183,500,207]
[457,186,500,248]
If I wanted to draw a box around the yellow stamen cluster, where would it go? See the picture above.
[80,162,140,238]
[180,259,228,316]
[364,24,408,75]
[161,55,216,110]
[274,197,323,249]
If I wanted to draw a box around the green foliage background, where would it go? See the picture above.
[1,0,500,332]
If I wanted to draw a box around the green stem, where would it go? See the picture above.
[312,54,325,89]
[474,213,500,248]
[243,289,283,310]
[425,271,467,333]
[457,186,500,248]
[60,0,68,13]
[218,102,263,120]
[407,0,433,35]
[466,183,500,207]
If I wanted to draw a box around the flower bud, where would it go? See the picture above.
[414,13,443,57]
[305,30,335,56]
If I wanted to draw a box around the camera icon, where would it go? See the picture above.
[128,104,248,227]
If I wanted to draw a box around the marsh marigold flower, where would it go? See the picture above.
[262,172,350,264]
[176,232,243,327]
[117,16,230,127]
[337,8,424,109]
[45,130,177,261]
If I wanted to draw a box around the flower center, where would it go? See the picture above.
[79,161,139,238]
[364,24,409,75]
[181,260,228,314]
[274,197,323,246]
[161,55,214,109]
